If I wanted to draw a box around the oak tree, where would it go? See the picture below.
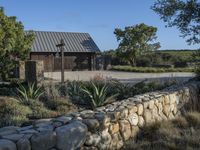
[114,23,160,66]
[0,7,34,80]
[152,0,200,45]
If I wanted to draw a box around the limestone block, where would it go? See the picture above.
[119,120,131,141]
[120,108,129,118]
[82,119,100,132]
[107,111,120,122]
[109,123,119,134]
[163,104,171,117]
[0,139,17,150]
[110,133,123,149]
[172,104,178,115]
[98,128,112,150]
[95,113,110,129]
[143,109,153,123]
[2,134,24,142]
[53,116,72,124]
[56,121,87,150]
[128,113,139,126]
[85,133,101,146]
[143,102,149,109]
[169,93,177,104]
[127,106,138,114]
[138,116,145,128]
[131,126,139,138]
[164,95,170,104]
[19,61,25,80]
[31,131,56,150]
[148,100,155,109]
[0,126,19,136]
[17,138,31,150]
[157,103,163,115]
[137,104,143,115]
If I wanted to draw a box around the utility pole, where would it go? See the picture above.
[56,39,65,85]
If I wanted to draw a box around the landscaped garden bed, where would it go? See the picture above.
[0,77,179,128]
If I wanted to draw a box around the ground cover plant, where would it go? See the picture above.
[122,111,200,150]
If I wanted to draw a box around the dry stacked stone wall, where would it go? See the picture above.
[0,81,199,150]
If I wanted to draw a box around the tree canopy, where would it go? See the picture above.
[152,0,200,45]
[0,7,34,80]
[114,23,160,66]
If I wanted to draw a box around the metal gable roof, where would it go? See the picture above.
[27,31,100,53]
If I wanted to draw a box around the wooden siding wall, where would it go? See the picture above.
[30,52,94,72]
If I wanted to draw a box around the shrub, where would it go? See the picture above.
[0,82,19,96]
[16,83,44,105]
[136,57,152,67]
[41,98,77,115]
[67,81,83,104]
[110,81,134,100]
[122,112,200,150]
[195,64,200,80]
[111,65,194,73]
[0,97,32,127]
[185,111,200,127]
[81,82,116,109]
[28,100,57,119]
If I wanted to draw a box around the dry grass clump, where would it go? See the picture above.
[122,112,200,150]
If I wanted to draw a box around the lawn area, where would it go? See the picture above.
[111,65,195,73]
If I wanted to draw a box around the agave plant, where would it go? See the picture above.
[81,82,116,109]
[16,83,44,105]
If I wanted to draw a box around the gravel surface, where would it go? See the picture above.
[44,71,195,84]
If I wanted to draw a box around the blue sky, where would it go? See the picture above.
[1,0,199,50]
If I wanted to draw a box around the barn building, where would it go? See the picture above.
[29,31,100,72]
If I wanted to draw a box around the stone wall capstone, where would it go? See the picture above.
[0,81,199,150]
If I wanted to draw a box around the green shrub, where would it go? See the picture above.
[110,81,134,100]
[28,100,57,119]
[0,97,31,127]
[0,82,19,96]
[41,98,77,115]
[16,83,44,105]
[67,81,83,104]
[111,65,194,73]
[81,82,116,109]
[136,57,152,67]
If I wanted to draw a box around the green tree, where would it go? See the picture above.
[0,7,34,80]
[152,0,200,45]
[114,23,160,66]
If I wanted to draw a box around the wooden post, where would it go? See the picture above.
[61,41,64,84]
[93,54,96,71]
[56,39,65,85]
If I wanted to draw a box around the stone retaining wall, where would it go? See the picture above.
[0,81,199,150]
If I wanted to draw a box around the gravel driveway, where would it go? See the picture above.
[44,71,195,84]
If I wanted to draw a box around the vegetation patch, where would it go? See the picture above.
[122,112,200,150]
[111,65,194,73]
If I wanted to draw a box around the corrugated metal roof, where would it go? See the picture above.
[27,31,100,53]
